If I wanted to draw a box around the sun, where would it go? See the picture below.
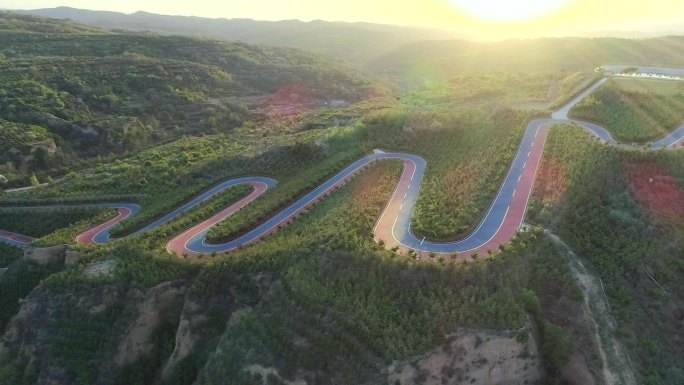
[449,0,573,22]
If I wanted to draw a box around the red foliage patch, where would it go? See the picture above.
[534,158,569,206]
[260,84,314,118]
[624,162,684,223]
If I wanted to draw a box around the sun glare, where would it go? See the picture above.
[450,0,573,22]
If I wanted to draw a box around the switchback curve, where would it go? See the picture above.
[1,77,683,258]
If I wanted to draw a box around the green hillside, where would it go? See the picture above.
[16,7,466,65]
[0,13,683,385]
[0,32,376,99]
[0,11,108,34]
[0,17,585,379]
[570,78,684,142]
[0,13,379,187]
[370,36,684,83]
[530,125,684,384]
[0,155,588,385]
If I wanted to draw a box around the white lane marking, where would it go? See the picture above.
[390,215,401,247]
[668,128,684,146]
[199,160,368,253]
[373,159,412,235]
[406,121,538,252]
[518,126,551,229]
[169,182,267,255]
[133,99,684,255]
[28,108,684,257]
[254,158,384,244]
[415,124,548,254]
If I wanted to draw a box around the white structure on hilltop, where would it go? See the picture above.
[600,65,684,81]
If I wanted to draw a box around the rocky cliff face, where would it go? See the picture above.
[0,280,189,385]
[1,266,544,385]
[23,245,69,265]
[0,271,260,385]
[388,329,542,385]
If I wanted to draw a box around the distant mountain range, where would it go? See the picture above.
[369,36,684,80]
[7,7,684,83]
[13,7,465,65]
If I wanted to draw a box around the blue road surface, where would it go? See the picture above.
[1,76,683,254]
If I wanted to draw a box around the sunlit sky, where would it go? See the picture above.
[5,0,684,40]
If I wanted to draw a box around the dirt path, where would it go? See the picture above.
[545,230,637,385]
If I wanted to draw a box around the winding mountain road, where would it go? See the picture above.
[1,77,683,258]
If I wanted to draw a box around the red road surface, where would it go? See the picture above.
[166,182,269,256]
[466,123,549,259]
[76,207,134,244]
[0,229,35,245]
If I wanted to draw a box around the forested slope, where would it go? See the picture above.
[15,7,466,65]
[531,125,684,384]
[0,11,108,34]
[0,13,378,186]
[0,161,590,385]
[0,71,591,384]
[1,13,683,385]
[569,78,684,142]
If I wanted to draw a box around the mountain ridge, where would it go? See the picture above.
[13,6,466,65]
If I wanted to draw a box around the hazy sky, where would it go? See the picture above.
[5,0,684,39]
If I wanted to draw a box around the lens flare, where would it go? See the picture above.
[449,0,573,22]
